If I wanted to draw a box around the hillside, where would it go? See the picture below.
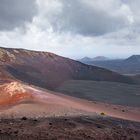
[0,47,136,90]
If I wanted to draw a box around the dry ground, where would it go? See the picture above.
[0,116,140,140]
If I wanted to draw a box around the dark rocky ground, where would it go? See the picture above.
[0,116,139,140]
[56,80,140,107]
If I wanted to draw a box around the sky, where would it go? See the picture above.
[0,0,140,59]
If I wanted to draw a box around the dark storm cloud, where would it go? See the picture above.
[0,0,139,58]
[0,0,38,30]
[49,0,131,36]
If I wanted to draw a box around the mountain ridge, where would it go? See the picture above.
[0,47,137,90]
[79,55,140,75]
[79,56,109,63]
[125,55,140,63]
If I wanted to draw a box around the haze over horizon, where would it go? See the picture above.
[0,0,140,59]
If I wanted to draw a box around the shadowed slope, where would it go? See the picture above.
[56,80,140,107]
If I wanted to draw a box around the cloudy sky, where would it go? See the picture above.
[0,0,140,59]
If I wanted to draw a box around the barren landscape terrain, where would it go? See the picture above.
[0,81,139,139]
[0,48,139,139]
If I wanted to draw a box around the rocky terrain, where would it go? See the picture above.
[0,116,139,140]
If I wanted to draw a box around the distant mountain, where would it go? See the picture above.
[0,47,136,90]
[92,56,109,61]
[79,57,92,63]
[79,56,109,63]
[79,55,140,75]
[125,55,140,63]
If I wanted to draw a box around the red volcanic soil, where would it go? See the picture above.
[0,82,139,140]
[0,82,33,106]
[0,82,140,122]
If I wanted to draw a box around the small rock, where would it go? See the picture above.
[21,117,27,120]
[14,131,18,134]
[49,122,52,126]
